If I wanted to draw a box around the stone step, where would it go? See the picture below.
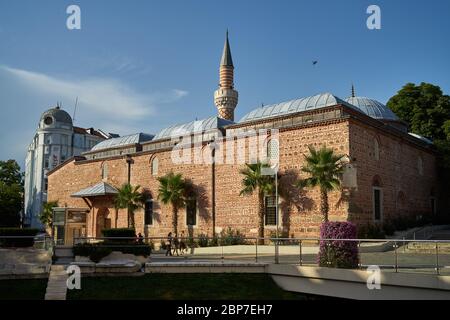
[44,294,66,300]
[50,265,66,271]
[45,264,68,300]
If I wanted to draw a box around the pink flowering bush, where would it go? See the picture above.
[318,222,359,269]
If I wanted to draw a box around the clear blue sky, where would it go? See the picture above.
[1,0,449,168]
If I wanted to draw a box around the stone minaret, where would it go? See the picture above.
[214,31,238,121]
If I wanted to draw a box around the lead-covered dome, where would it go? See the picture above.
[40,106,73,126]
[345,97,399,121]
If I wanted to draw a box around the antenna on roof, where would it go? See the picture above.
[351,84,355,98]
[72,97,79,123]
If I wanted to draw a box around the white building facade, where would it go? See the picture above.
[24,106,111,228]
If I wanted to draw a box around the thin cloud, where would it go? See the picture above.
[0,65,189,167]
[1,65,153,119]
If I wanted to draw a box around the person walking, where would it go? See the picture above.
[179,230,187,255]
[166,232,173,256]
[137,232,144,244]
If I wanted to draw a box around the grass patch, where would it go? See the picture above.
[67,273,320,300]
[0,278,47,300]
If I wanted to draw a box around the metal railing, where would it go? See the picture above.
[0,235,54,252]
[71,236,450,275]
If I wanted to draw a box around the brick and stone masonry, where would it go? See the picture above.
[45,32,438,240]
[47,111,437,239]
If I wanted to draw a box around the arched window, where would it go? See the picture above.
[374,138,380,161]
[101,163,108,180]
[267,139,279,165]
[151,157,159,176]
[372,175,383,221]
[417,156,423,175]
[144,198,153,225]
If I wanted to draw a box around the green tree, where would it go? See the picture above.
[296,146,344,222]
[114,183,144,228]
[39,201,58,228]
[387,82,450,141]
[157,172,189,237]
[239,162,275,244]
[387,83,450,214]
[0,160,24,227]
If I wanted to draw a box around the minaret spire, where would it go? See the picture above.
[214,30,238,121]
[220,30,233,67]
[351,83,355,98]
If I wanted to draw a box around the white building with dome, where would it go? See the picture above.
[24,105,113,228]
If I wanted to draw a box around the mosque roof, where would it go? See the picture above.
[153,116,234,140]
[345,96,400,121]
[239,92,355,123]
[90,133,154,151]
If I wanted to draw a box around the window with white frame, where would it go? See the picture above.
[373,187,383,221]
[101,163,108,180]
[151,157,159,176]
[265,195,277,226]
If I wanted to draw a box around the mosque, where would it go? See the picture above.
[46,33,437,244]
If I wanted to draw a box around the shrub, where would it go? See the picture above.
[318,222,359,269]
[198,233,209,247]
[109,244,151,257]
[186,236,198,248]
[219,227,246,246]
[268,230,298,245]
[210,236,219,247]
[0,228,39,247]
[357,223,385,239]
[382,220,395,236]
[89,246,113,263]
[102,228,136,243]
[73,242,151,262]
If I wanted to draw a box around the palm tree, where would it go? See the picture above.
[114,183,144,228]
[296,145,344,222]
[240,162,275,244]
[157,172,188,237]
[39,201,59,229]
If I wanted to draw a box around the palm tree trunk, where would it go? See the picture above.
[258,192,265,245]
[173,206,178,237]
[320,189,329,222]
[129,208,135,228]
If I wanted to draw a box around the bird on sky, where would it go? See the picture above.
[312,60,318,65]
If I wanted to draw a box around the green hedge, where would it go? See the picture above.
[0,228,39,247]
[73,242,151,262]
[102,228,136,243]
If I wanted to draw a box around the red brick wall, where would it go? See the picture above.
[348,119,437,225]
[47,116,437,239]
